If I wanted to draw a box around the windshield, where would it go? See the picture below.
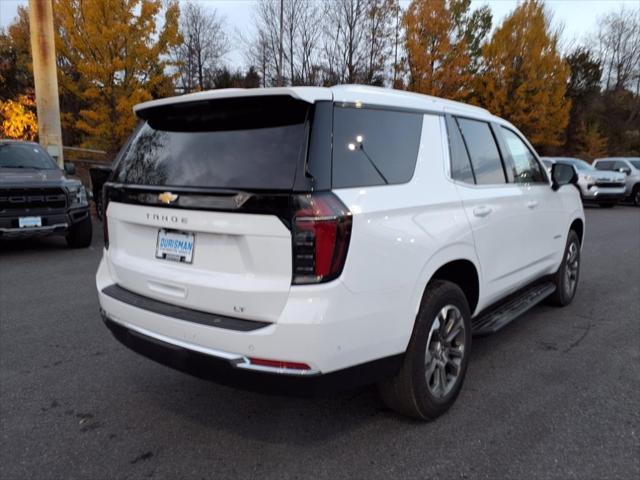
[630,160,640,169]
[0,143,58,170]
[558,158,593,171]
[113,96,311,191]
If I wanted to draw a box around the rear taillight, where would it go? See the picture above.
[102,188,109,249]
[291,192,352,285]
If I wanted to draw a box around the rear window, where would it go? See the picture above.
[332,107,423,188]
[113,96,310,190]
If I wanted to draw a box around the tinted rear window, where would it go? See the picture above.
[332,107,423,188]
[113,96,310,190]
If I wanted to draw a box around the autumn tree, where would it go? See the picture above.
[473,0,570,150]
[404,0,488,100]
[53,0,180,153]
[173,2,228,93]
[0,95,38,140]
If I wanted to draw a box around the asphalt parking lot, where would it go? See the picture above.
[1,206,639,480]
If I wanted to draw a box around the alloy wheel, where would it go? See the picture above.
[564,241,580,296]
[425,305,466,398]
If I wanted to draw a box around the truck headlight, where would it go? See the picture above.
[68,185,88,207]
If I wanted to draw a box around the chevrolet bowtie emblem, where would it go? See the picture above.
[158,192,178,204]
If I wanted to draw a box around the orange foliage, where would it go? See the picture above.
[0,94,38,141]
[473,0,571,149]
[403,0,472,101]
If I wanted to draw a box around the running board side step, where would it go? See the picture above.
[471,282,556,336]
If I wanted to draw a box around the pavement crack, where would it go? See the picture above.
[563,323,593,354]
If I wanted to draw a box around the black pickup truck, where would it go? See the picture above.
[0,140,92,247]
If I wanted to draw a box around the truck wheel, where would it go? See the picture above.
[378,280,471,420]
[633,185,640,207]
[66,216,93,248]
[547,230,580,307]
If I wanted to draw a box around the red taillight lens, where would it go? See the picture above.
[102,189,109,249]
[248,357,311,371]
[292,193,352,285]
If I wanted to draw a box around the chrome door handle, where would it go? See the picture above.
[527,200,539,209]
[473,206,492,217]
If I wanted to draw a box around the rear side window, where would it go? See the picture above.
[500,128,546,183]
[113,96,310,190]
[456,118,506,185]
[332,107,423,188]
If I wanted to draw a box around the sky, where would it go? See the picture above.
[1,0,637,67]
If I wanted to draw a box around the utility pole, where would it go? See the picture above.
[28,0,64,167]
[278,0,284,86]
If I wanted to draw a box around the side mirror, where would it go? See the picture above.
[551,163,578,191]
[63,162,76,176]
[619,167,631,175]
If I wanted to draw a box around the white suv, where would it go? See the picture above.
[96,85,585,420]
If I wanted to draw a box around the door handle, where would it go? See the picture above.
[527,200,539,209]
[473,206,492,217]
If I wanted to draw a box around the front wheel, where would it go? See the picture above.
[66,215,93,248]
[633,185,640,207]
[378,280,471,420]
[547,230,580,306]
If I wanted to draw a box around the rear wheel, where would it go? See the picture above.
[378,280,471,420]
[66,216,93,248]
[547,230,580,306]
[633,185,640,207]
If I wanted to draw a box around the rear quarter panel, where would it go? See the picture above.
[334,114,479,353]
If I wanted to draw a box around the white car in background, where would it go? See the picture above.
[541,157,626,207]
[593,157,640,207]
[97,86,585,420]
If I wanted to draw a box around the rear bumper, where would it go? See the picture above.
[96,255,408,389]
[101,310,402,395]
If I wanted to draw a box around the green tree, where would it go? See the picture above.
[53,0,180,153]
[564,48,602,154]
[473,0,570,150]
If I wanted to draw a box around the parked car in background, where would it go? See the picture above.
[97,85,585,420]
[593,157,640,207]
[540,157,626,207]
[0,140,92,247]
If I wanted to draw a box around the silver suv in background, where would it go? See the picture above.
[593,158,640,207]
[541,157,626,207]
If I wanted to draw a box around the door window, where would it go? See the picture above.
[456,118,506,185]
[446,116,475,184]
[500,128,547,183]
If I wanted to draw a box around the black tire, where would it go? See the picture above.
[547,230,580,307]
[632,185,640,207]
[598,203,615,208]
[378,280,471,420]
[66,216,93,248]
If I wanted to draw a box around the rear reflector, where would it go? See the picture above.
[291,193,352,284]
[248,357,311,371]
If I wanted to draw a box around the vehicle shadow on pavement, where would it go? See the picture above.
[0,236,69,253]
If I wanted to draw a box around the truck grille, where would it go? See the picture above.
[595,182,624,188]
[0,187,67,213]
